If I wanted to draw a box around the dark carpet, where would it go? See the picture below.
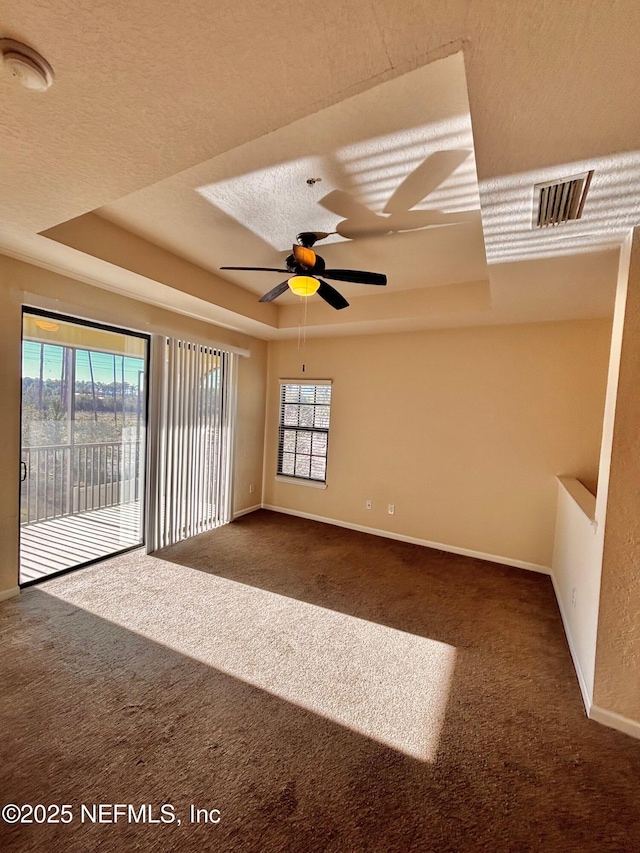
[1,509,638,852]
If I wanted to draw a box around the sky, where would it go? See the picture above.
[22,341,145,388]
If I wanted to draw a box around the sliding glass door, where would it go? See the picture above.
[19,310,148,585]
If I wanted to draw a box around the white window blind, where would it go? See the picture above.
[277,381,332,483]
[146,336,238,551]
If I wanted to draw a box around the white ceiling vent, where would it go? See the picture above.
[533,170,593,228]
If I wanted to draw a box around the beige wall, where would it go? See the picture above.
[0,255,268,595]
[594,228,640,722]
[43,213,278,330]
[263,319,612,568]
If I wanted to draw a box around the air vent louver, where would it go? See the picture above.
[534,170,593,228]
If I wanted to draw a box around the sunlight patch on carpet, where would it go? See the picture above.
[42,559,456,761]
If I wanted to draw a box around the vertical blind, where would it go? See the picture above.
[146,336,238,551]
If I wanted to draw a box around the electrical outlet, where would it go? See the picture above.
[365,500,372,510]
[388,504,395,515]
[571,588,577,608]
[249,484,255,494]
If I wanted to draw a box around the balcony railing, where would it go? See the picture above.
[20,440,143,526]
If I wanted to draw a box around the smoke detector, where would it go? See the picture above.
[0,38,54,91]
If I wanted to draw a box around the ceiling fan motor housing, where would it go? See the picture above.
[289,245,325,276]
[297,232,323,247]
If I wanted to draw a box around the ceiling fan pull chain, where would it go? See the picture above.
[303,293,308,349]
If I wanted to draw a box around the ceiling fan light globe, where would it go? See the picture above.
[288,276,319,297]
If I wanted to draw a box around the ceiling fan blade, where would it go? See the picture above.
[387,209,477,231]
[323,268,387,286]
[383,150,471,215]
[317,280,349,310]
[220,266,289,273]
[335,219,392,239]
[258,281,290,303]
[319,189,391,239]
[318,189,382,224]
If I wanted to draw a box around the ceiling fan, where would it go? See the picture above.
[220,232,387,310]
[320,149,474,239]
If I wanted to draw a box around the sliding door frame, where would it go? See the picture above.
[19,307,150,587]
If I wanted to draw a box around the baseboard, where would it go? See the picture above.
[262,505,552,575]
[233,504,262,520]
[549,573,592,715]
[0,586,20,602]
[590,704,640,741]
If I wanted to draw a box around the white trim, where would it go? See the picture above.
[550,572,592,714]
[261,505,552,574]
[279,378,332,385]
[233,504,262,519]
[275,476,327,490]
[0,587,20,602]
[589,705,640,741]
[557,476,597,529]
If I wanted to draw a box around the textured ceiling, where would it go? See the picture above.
[1,1,639,338]
[97,53,487,302]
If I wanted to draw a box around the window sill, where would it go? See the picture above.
[275,475,327,490]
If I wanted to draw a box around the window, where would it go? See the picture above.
[277,381,332,484]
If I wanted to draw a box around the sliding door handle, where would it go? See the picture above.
[20,461,27,482]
